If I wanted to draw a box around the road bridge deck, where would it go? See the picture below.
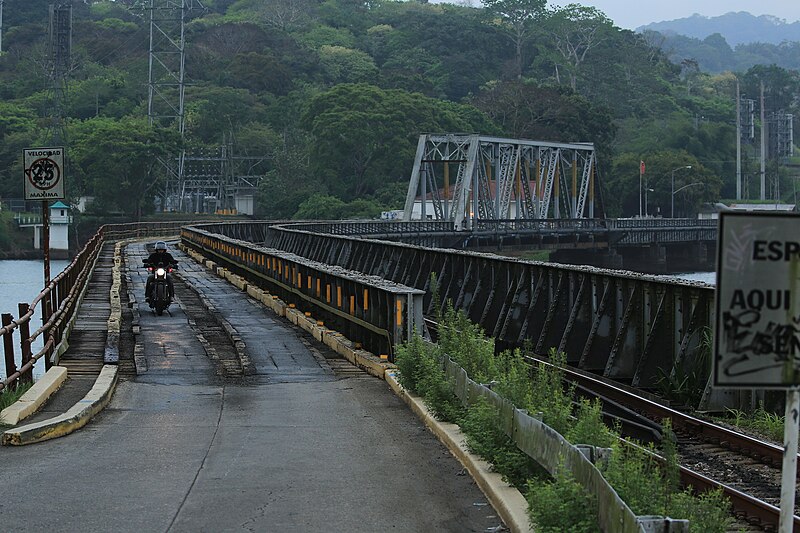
[0,241,504,532]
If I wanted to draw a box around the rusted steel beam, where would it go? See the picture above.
[559,273,588,360]
[181,227,424,359]
[191,221,718,407]
[579,279,612,371]
[535,271,565,354]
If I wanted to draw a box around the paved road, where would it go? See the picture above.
[0,242,504,532]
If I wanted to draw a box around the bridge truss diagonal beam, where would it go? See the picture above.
[403,134,597,227]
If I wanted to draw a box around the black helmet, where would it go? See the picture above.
[155,241,167,251]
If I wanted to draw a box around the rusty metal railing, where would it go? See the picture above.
[0,221,191,394]
[181,226,425,358]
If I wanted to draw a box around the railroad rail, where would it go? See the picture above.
[555,358,800,531]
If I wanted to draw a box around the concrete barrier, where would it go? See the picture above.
[0,366,68,426]
[2,365,119,445]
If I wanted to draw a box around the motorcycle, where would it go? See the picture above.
[143,259,177,315]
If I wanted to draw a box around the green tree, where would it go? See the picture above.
[482,0,546,78]
[293,193,346,219]
[302,83,496,198]
[184,86,268,143]
[607,151,721,218]
[255,127,315,219]
[541,4,613,91]
[318,45,378,84]
[472,81,616,167]
[69,117,181,217]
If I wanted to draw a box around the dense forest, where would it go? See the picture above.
[0,0,798,221]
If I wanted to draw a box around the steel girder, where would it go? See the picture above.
[181,226,424,358]
[402,134,597,227]
[190,221,740,410]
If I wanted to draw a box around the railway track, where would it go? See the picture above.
[546,358,799,532]
[423,317,796,531]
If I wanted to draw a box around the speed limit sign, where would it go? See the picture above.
[23,147,65,200]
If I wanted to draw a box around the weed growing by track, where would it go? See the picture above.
[395,297,733,532]
[720,405,786,443]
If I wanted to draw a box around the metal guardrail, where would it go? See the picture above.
[181,226,425,358]
[0,221,190,393]
[442,356,687,533]
[606,218,716,229]
[282,218,714,234]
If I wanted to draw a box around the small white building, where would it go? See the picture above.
[19,201,72,258]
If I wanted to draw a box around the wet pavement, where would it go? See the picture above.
[0,241,505,532]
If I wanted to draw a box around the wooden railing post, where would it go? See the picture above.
[17,304,33,385]
[1,313,17,388]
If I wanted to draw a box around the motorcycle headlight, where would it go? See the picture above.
[156,267,166,277]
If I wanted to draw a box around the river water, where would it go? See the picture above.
[0,259,70,380]
[661,271,715,285]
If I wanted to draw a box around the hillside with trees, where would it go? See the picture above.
[0,0,797,223]
[643,30,800,73]
[639,12,800,47]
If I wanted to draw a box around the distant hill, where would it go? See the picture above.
[638,11,800,47]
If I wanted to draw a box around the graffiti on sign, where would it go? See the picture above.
[23,147,65,200]
[715,213,800,388]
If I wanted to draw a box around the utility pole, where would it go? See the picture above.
[736,79,741,200]
[145,0,204,212]
[48,2,72,147]
[760,81,766,200]
[0,0,5,53]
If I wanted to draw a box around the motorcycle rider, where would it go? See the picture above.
[144,241,177,305]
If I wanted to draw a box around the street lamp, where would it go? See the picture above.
[671,165,692,218]
[671,182,704,218]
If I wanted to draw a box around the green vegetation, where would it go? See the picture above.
[395,305,733,531]
[655,327,712,408]
[0,382,32,427]
[720,406,786,443]
[0,210,37,254]
[1,0,795,221]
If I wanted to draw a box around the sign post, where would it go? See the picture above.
[23,147,65,343]
[715,212,800,531]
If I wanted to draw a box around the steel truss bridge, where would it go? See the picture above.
[403,134,597,228]
[181,219,744,412]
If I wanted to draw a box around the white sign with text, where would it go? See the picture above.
[714,212,800,388]
[23,147,65,200]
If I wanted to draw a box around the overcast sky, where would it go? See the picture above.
[578,1,800,30]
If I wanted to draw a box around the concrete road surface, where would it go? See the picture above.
[0,243,505,533]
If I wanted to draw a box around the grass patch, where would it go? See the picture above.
[396,298,733,532]
[0,382,32,427]
[719,405,786,443]
[527,470,599,533]
[654,327,711,409]
[519,250,551,262]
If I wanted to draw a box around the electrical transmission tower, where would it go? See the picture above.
[1,0,5,53]
[139,0,267,214]
[143,0,203,211]
[47,1,72,146]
